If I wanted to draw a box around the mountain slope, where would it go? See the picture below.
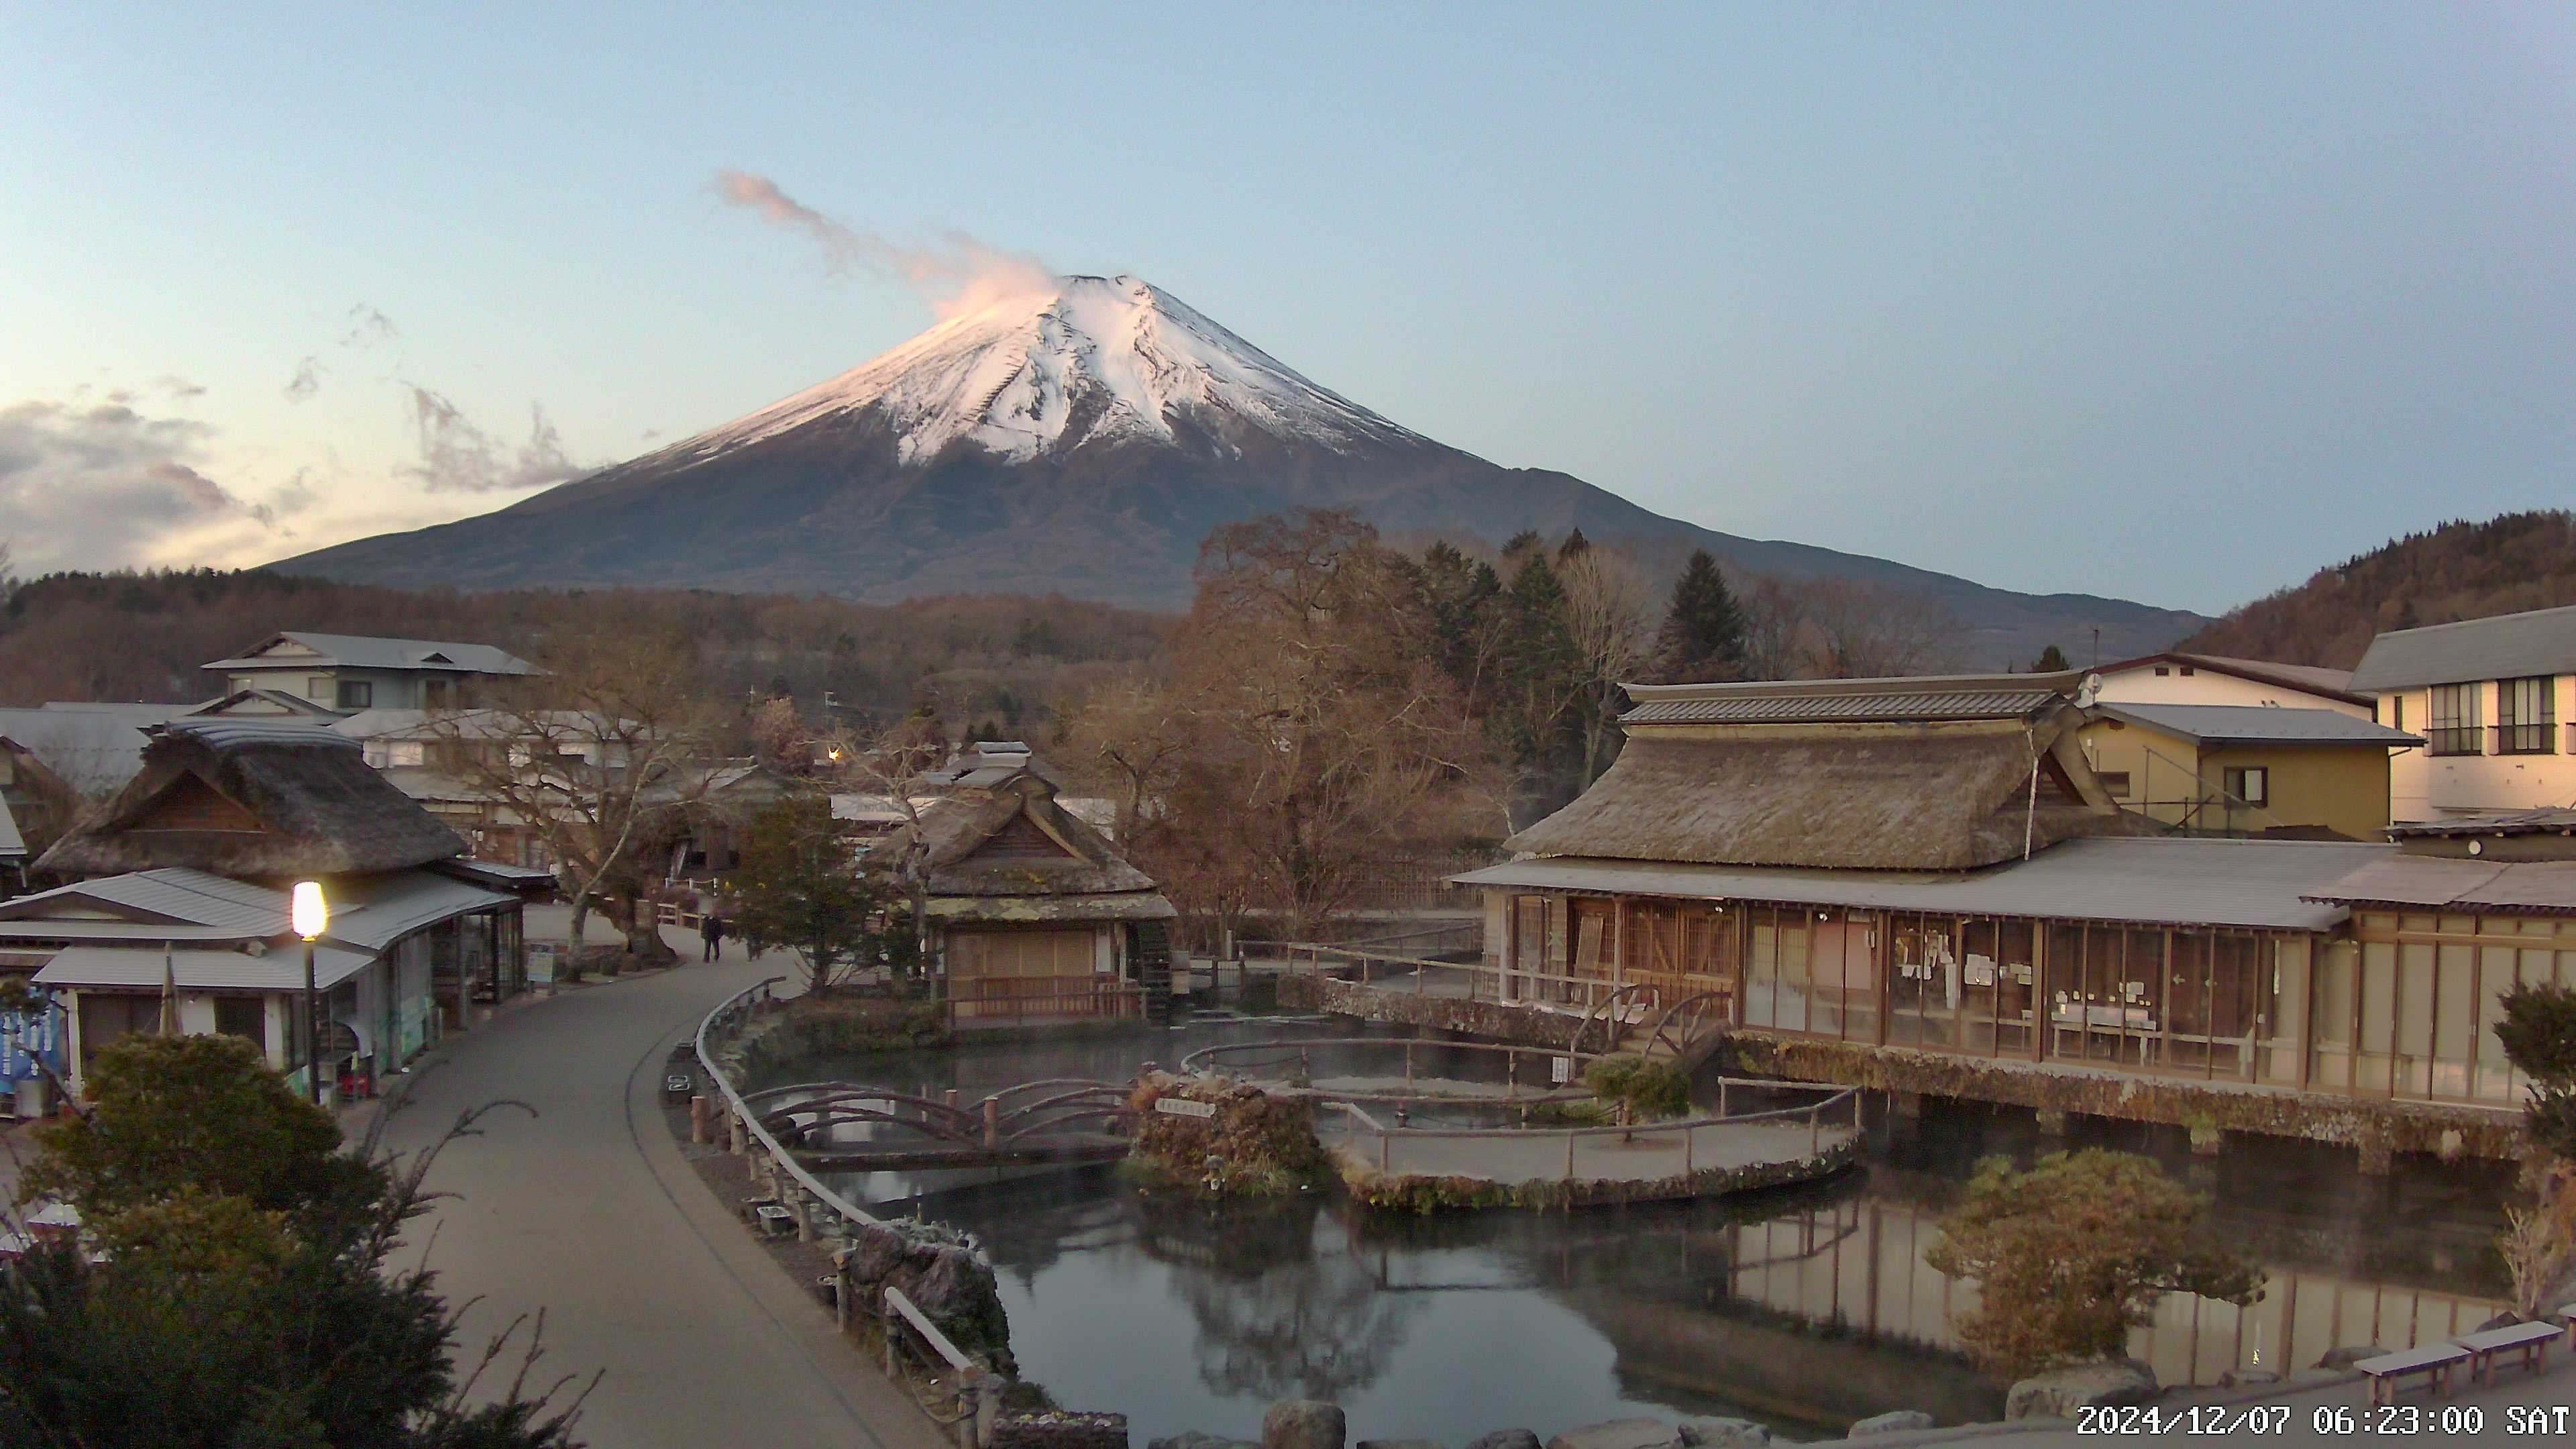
[2177,510,2576,667]
[279,275,2202,664]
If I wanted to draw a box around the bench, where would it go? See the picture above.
[2354,1343,2471,1406]
[2563,1302,2576,1347]
[2458,1320,2559,1385]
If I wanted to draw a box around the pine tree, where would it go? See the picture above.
[1650,549,1748,684]
[2028,643,2071,673]
[1556,527,1591,561]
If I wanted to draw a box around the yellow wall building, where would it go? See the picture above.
[2076,703,2420,841]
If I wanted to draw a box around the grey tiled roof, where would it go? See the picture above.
[2094,704,2422,746]
[205,632,539,676]
[2385,807,2576,838]
[2347,604,2576,692]
[2304,856,2576,913]
[0,867,288,932]
[34,944,376,993]
[1623,689,2061,726]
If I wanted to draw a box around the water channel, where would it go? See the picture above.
[748,1019,2513,1443]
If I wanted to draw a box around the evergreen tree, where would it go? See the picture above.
[1413,541,1505,698]
[1649,549,1748,684]
[1556,527,1591,561]
[2028,643,2071,673]
[728,794,905,994]
[1496,552,1585,801]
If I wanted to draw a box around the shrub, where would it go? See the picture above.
[1585,1055,1691,1121]
[1925,1149,2263,1381]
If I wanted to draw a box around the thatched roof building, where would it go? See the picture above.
[1508,672,2124,872]
[35,719,464,881]
[892,767,1174,925]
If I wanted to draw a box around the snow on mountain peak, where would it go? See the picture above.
[675,274,1424,467]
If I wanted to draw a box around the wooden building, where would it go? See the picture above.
[1,719,528,1101]
[889,763,1177,1025]
[1452,674,2576,1155]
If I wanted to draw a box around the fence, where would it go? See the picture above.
[1281,941,1648,1016]
[1178,1034,1608,1099]
[696,979,1002,1444]
[944,975,1146,1026]
[1334,1077,1864,1185]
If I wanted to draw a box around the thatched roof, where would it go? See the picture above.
[35,719,463,880]
[1507,716,2121,872]
[887,768,1172,918]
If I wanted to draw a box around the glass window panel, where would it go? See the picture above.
[2358,943,2396,1093]
[1780,910,1813,1034]
[1959,919,2000,1055]
[2477,947,2521,1102]
[1994,920,2037,1056]
[2043,924,2084,1060]
[2432,944,2476,1099]
[2395,943,2436,1098]
[1888,914,1937,1047]
[2310,941,2355,1087]
[1748,908,1782,1030]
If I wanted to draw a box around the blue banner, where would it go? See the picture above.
[0,1000,64,1083]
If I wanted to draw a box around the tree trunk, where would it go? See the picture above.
[568,898,590,981]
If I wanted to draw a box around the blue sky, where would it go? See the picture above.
[3,3,2570,614]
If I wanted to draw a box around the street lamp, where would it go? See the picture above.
[292,881,327,1106]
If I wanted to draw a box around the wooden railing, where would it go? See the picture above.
[1282,941,1659,1015]
[944,975,1145,1026]
[1335,1078,1864,1182]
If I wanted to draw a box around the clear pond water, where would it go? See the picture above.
[753,1020,2512,1443]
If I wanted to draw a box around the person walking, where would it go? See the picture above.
[700,908,726,963]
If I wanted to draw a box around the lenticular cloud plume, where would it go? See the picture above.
[714,169,1057,318]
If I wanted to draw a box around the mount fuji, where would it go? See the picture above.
[277,275,2201,662]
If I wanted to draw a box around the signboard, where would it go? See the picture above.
[1550,1055,1573,1085]
[0,1002,64,1083]
[526,942,559,985]
[1154,1096,1218,1120]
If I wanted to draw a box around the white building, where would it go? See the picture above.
[2348,604,2576,824]
[2090,651,2374,718]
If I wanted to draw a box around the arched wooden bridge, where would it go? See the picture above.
[742,1078,1138,1171]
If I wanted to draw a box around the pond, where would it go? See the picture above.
[751,1020,2513,1443]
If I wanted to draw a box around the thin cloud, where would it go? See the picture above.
[154,374,207,398]
[284,356,323,402]
[400,387,585,494]
[340,304,400,349]
[712,169,1057,318]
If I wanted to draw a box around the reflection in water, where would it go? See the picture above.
[788,1026,2510,1441]
[1142,1195,1424,1401]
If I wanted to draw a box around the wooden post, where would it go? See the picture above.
[834,1259,851,1332]
[1684,1123,1694,1176]
[727,1107,744,1155]
[1564,1129,1576,1182]
[690,1093,710,1144]
[1718,1079,1729,1119]
[792,1191,813,1242]
[983,1096,1000,1149]
[1809,1106,1819,1157]
[1379,1126,1390,1172]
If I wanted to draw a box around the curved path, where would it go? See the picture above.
[373,934,945,1449]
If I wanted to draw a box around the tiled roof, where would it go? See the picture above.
[1623,689,2063,726]
[0,867,288,932]
[2386,807,2576,839]
[205,632,539,676]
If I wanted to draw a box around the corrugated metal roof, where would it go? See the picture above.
[2387,807,2576,838]
[322,869,513,951]
[2347,604,2576,692]
[0,795,23,859]
[1623,689,2061,726]
[156,718,352,751]
[34,944,375,992]
[0,704,193,795]
[0,920,272,943]
[2094,704,2423,747]
[0,868,289,932]
[1454,836,2381,931]
[205,632,539,676]
[2304,857,2576,913]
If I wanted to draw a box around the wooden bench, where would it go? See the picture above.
[2354,1343,2471,1405]
[2458,1320,2559,1385]
[2563,1302,2576,1348]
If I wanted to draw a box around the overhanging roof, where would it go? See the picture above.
[2092,704,2422,748]
[1619,672,2082,727]
[2348,604,2576,692]
[0,867,288,932]
[1456,837,2381,932]
[34,943,376,993]
[206,632,539,677]
[2304,856,2576,914]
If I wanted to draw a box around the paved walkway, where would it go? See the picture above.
[374,932,947,1449]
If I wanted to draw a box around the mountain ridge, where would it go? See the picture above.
[278,274,2204,665]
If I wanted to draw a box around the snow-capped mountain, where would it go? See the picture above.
[278,276,2202,663]
[665,274,1426,468]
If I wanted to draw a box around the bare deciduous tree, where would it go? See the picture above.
[1557,548,1655,784]
[427,631,718,973]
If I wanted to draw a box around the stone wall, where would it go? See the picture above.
[987,1412,1130,1449]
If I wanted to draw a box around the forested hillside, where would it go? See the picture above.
[0,568,1171,736]
[2177,511,2576,667]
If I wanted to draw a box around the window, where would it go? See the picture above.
[2179,665,2196,676]
[2498,676,2557,755]
[388,741,426,767]
[2223,765,2269,808]
[2152,666,2171,677]
[423,679,453,709]
[309,675,334,702]
[2097,770,2133,798]
[336,679,374,709]
[215,996,267,1052]
[2383,694,2404,731]
[2428,684,2481,756]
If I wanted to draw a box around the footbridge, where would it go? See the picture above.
[744,1078,1138,1171]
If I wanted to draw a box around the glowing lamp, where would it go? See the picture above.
[292,881,329,942]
